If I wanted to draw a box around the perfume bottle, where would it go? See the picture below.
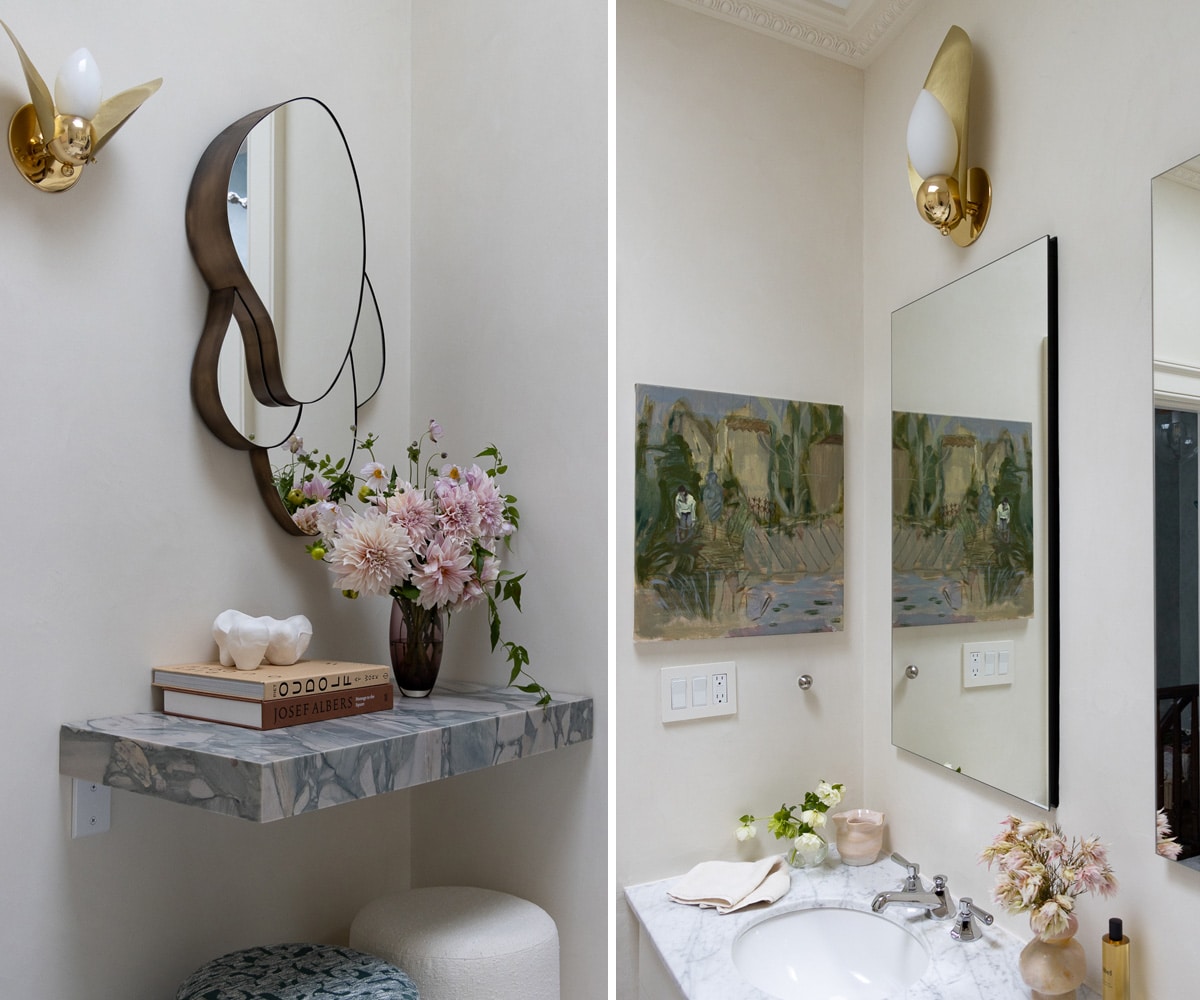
[1102,917,1129,1000]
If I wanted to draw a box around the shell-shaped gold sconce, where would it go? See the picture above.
[906,25,990,247]
[1,19,161,192]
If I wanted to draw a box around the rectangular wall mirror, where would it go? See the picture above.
[1153,155,1200,867]
[891,236,1059,809]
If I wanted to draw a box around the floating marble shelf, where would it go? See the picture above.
[60,681,593,823]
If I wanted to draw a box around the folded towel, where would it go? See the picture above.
[667,857,790,914]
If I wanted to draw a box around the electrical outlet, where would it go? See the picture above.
[71,779,111,838]
[661,662,737,722]
[962,641,1014,689]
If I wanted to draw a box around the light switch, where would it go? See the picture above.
[984,651,997,676]
[660,662,737,723]
[998,650,1010,675]
[670,678,687,710]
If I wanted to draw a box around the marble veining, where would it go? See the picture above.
[60,681,592,822]
[625,850,1099,999]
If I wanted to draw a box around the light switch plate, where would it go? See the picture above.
[962,641,1014,688]
[661,662,737,722]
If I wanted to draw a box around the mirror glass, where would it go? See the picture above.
[1153,155,1200,866]
[188,98,386,533]
[891,236,1059,808]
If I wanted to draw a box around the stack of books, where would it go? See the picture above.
[152,660,395,730]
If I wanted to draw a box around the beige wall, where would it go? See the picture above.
[408,3,609,993]
[0,2,608,997]
[620,1,1200,998]
[615,0,865,993]
[408,2,609,997]
[864,3,1200,997]
[0,3,412,997]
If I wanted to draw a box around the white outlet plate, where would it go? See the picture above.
[962,641,1014,688]
[71,779,111,838]
[661,661,737,722]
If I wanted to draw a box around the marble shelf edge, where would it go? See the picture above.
[60,680,593,823]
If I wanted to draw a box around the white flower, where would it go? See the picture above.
[736,823,757,842]
[795,832,823,851]
[800,809,826,829]
[328,509,414,597]
[816,781,843,808]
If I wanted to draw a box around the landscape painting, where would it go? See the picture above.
[635,384,844,640]
[892,410,1034,627]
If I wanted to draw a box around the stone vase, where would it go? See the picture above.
[389,597,444,697]
[1019,913,1087,1000]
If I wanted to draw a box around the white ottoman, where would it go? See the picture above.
[350,887,559,1000]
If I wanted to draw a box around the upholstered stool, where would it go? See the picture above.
[175,942,420,999]
[349,887,559,1000]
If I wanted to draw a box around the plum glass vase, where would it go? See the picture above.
[389,597,444,697]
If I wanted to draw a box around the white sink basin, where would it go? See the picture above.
[732,906,930,1000]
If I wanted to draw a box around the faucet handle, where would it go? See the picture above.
[950,897,994,942]
[890,852,921,891]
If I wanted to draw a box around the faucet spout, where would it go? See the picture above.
[870,874,953,920]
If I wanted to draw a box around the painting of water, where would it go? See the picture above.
[635,384,844,640]
[892,410,1034,627]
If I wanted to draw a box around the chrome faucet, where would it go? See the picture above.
[950,897,994,942]
[870,853,954,919]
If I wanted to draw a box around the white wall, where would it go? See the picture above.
[620,1,1200,998]
[863,3,1200,997]
[408,2,609,996]
[615,0,864,994]
[0,3,413,997]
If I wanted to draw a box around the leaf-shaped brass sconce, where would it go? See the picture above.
[1,19,161,192]
[906,25,990,247]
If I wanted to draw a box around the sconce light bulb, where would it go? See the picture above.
[906,88,958,180]
[54,47,102,120]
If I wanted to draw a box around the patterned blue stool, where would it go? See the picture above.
[175,942,420,999]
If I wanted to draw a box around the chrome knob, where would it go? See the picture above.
[905,664,919,679]
[797,674,813,690]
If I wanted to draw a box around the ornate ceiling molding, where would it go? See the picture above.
[660,0,928,67]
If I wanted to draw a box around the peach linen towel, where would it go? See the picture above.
[666,857,790,914]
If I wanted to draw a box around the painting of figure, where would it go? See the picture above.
[635,384,844,640]
[892,410,1034,626]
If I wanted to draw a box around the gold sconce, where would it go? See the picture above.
[906,25,990,247]
[1,19,160,192]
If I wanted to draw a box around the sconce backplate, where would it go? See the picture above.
[8,103,84,192]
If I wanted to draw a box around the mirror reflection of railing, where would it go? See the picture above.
[1151,153,1200,867]
[186,98,385,534]
[890,236,1059,810]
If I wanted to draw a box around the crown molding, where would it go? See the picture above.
[660,0,928,67]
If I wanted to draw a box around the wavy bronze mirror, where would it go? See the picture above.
[186,97,385,534]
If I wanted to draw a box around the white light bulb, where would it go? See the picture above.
[54,47,102,119]
[906,88,957,179]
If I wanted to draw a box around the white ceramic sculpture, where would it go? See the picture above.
[212,610,313,671]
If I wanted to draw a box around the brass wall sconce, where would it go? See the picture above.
[906,25,990,247]
[1,19,160,192]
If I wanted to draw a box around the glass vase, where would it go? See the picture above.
[389,597,444,697]
[786,833,828,869]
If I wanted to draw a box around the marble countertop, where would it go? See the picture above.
[60,680,593,822]
[625,850,1099,999]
